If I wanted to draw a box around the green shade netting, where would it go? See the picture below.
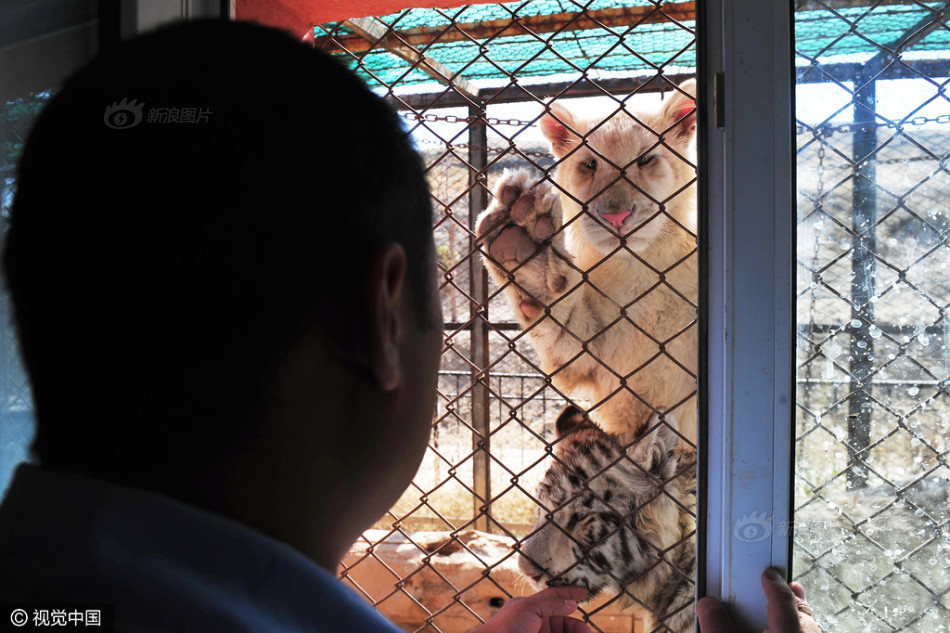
[317,1,950,93]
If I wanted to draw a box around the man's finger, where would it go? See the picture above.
[547,616,592,633]
[787,581,821,633]
[534,586,589,603]
[788,581,806,601]
[761,568,800,633]
[696,596,736,633]
[521,586,588,617]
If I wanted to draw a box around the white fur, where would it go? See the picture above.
[476,81,698,444]
[517,415,696,633]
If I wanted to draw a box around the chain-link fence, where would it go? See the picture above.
[794,1,950,631]
[316,3,698,632]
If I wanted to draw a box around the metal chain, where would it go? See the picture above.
[797,113,950,136]
[403,111,538,127]
[410,111,950,139]
[409,112,946,160]
[462,144,552,159]
[409,110,950,134]
[801,139,825,415]
[414,136,553,159]
[801,152,941,169]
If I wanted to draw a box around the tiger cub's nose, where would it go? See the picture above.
[601,209,632,228]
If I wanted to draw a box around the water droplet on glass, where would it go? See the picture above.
[908,386,920,396]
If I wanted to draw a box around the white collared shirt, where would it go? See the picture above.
[0,464,403,632]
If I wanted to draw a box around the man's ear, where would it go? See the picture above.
[367,243,408,392]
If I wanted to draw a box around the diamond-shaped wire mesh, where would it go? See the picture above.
[318,3,697,632]
[795,2,950,631]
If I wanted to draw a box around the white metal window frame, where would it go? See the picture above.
[699,0,796,629]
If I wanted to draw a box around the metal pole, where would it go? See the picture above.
[468,102,491,532]
[848,75,877,490]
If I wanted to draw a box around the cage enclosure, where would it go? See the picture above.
[312,2,699,632]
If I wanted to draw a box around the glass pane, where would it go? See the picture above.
[0,95,47,498]
[795,2,950,631]
[319,3,698,631]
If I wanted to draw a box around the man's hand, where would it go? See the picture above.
[696,569,820,633]
[471,586,591,633]
[765,572,820,633]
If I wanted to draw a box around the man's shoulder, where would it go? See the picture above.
[0,464,403,632]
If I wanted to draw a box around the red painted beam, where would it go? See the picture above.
[234,0,502,42]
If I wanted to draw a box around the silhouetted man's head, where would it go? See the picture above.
[2,20,437,489]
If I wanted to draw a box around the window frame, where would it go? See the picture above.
[698,0,797,628]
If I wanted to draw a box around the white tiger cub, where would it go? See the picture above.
[519,406,696,633]
[475,81,697,444]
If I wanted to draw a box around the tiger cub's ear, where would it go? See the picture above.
[555,404,593,437]
[540,102,581,158]
[628,412,680,478]
[655,78,696,148]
